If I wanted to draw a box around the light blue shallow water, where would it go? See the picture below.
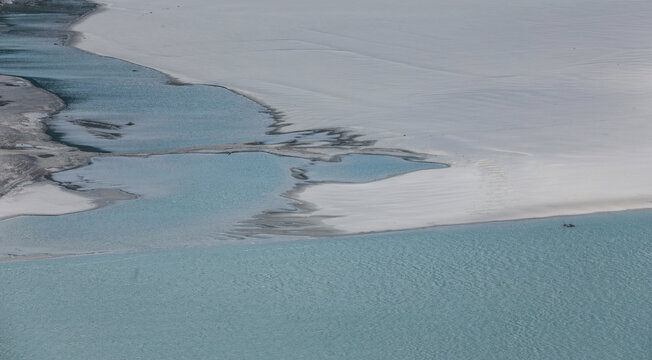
[0,153,306,254]
[0,1,287,152]
[1,211,650,359]
[0,152,439,255]
[301,154,444,183]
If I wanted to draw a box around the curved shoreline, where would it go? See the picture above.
[0,75,93,192]
[6,0,652,237]
[0,75,73,197]
[0,74,136,220]
[0,0,448,231]
[0,70,438,225]
[68,0,652,233]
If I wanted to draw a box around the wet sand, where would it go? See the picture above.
[0,75,136,220]
[0,75,94,196]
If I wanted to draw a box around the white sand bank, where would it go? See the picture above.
[73,0,652,232]
[0,182,96,220]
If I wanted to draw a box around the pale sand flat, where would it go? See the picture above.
[69,0,652,232]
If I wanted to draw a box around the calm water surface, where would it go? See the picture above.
[1,211,650,359]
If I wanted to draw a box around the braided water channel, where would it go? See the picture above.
[0,0,441,258]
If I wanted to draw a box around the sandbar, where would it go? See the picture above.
[70,0,652,233]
